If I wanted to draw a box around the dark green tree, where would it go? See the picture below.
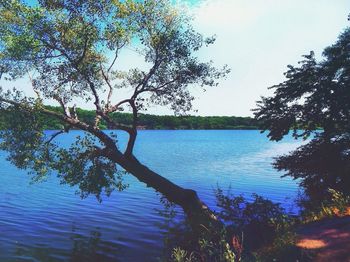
[0,0,229,232]
[254,23,350,201]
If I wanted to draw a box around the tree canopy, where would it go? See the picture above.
[254,25,350,199]
[0,0,229,218]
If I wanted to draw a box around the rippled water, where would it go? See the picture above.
[0,130,303,261]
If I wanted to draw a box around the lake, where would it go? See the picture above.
[0,130,303,261]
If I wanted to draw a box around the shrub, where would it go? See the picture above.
[215,188,292,251]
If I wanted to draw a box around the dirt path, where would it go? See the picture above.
[296,216,350,261]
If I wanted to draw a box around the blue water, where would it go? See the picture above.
[0,130,303,261]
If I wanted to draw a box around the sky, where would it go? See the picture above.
[187,0,349,116]
[2,0,349,117]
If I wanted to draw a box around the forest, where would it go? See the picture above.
[0,106,261,130]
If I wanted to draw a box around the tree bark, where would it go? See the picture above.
[108,151,222,233]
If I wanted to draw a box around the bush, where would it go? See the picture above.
[161,189,302,261]
[301,188,350,223]
[215,188,292,252]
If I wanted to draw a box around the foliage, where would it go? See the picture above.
[0,0,228,202]
[301,188,350,223]
[158,189,304,262]
[157,197,236,262]
[0,104,127,202]
[277,133,350,202]
[215,188,292,252]
[171,247,194,262]
[213,189,311,262]
[0,102,49,177]
[0,0,228,113]
[167,229,236,262]
[254,23,350,201]
[0,105,260,130]
[253,231,303,262]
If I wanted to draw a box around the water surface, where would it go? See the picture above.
[0,130,303,261]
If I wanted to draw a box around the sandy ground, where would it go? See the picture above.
[296,216,350,261]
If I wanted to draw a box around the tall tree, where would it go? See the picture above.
[254,24,350,200]
[0,0,229,231]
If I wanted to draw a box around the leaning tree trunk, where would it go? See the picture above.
[109,151,223,235]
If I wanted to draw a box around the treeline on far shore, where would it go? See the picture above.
[0,106,261,130]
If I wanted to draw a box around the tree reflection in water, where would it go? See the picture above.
[13,227,121,262]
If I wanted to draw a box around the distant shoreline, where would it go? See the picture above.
[0,105,262,130]
[43,128,261,131]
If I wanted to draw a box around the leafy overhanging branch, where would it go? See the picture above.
[0,0,229,203]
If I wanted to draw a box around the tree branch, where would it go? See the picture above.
[125,99,138,156]
[87,80,102,112]
[45,126,71,144]
[0,97,118,154]
[108,47,123,73]
[136,52,161,95]
[52,95,71,118]
[108,99,131,113]
[98,113,133,133]
[100,62,114,112]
